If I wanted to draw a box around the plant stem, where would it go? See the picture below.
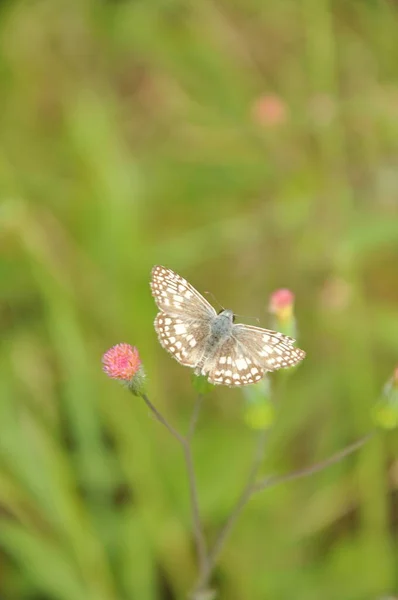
[140,393,208,577]
[253,431,375,493]
[191,430,373,595]
[188,393,204,441]
[192,429,268,596]
[141,393,185,443]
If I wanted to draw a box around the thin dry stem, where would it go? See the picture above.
[188,394,205,441]
[191,430,374,596]
[191,430,268,597]
[253,431,375,493]
[142,391,374,599]
[141,393,208,577]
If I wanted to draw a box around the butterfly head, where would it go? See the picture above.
[217,308,235,322]
[210,309,235,342]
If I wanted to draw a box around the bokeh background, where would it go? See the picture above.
[1,0,398,598]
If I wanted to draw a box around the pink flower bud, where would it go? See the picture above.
[252,94,288,127]
[268,288,295,322]
[102,344,142,382]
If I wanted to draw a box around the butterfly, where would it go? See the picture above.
[150,265,305,386]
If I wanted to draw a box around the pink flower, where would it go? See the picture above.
[252,94,288,127]
[268,288,297,337]
[102,344,142,382]
[269,289,295,318]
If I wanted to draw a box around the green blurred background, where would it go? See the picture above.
[1,0,398,598]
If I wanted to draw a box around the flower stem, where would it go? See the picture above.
[141,393,184,443]
[140,393,208,578]
[188,393,205,441]
[191,429,268,596]
[253,431,375,493]
[191,430,373,596]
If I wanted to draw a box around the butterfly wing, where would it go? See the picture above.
[204,324,305,386]
[151,266,216,368]
[232,324,306,371]
[154,313,211,367]
[203,336,266,386]
[151,266,216,319]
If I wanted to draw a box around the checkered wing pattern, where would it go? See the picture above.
[233,324,305,371]
[154,313,211,367]
[151,266,215,368]
[204,337,266,386]
[151,265,216,319]
[203,324,305,386]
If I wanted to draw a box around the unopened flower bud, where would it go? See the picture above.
[372,367,398,430]
[242,378,275,430]
[252,94,288,127]
[192,373,214,394]
[268,288,296,337]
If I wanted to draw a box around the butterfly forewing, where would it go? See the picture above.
[151,266,216,319]
[233,324,306,371]
[235,324,297,347]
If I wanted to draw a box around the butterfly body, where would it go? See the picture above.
[150,265,305,387]
[194,309,234,374]
[209,309,234,342]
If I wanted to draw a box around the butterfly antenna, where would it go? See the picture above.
[204,290,225,311]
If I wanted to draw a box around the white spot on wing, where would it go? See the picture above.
[236,358,247,371]
[174,324,187,335]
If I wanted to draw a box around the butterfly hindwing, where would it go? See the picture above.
[204,336,265,386]
[154,313,211,367]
